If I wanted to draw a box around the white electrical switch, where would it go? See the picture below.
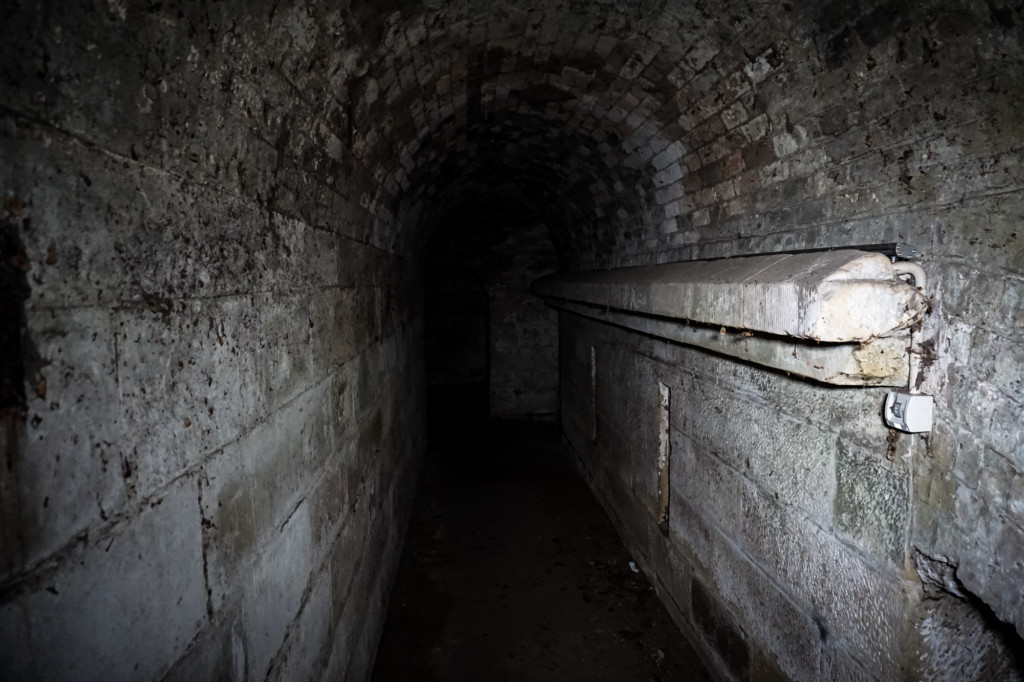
[884,393,934,433]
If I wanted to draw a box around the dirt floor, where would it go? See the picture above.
[371,409,711,682]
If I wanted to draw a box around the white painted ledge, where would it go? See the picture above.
[532,251,929,386]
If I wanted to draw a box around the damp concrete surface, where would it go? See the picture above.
[371,412,710,681]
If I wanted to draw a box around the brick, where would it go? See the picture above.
[0,130,122,309]
[243,501,313,680]
[200,383,333,611]
[741,483,905,677]
[834,442,909,567]
[273,571,333,682]
[674,375,837,525]
[117,296,271,497]
[958,522,1024,633]
[3,477,206,682]
[708,532,824,682]
[4,308,126,574]
[671,431,742,537]
[685,39,720,72]
[160,608,244,682]
[721,100,749,130]
[692,577,750,679]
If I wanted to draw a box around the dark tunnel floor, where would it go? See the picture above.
[370,416,711,682]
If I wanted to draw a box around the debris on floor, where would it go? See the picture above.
[371,418,711,682]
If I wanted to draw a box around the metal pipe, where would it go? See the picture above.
[694,243,920,262]
[890,261,926,392]
[892,262,927,290]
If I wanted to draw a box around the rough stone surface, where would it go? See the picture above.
[533,250,928,342]
[1,478,207,682]
[1,0,1023,679]
[904,552,1024,681]
[1,2,426,680]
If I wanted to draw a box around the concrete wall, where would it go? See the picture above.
[542,1,1024,678]
[561,315,1023,680]
[0,2,424,680]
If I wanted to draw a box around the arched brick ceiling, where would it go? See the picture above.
[350,0,782,266]
[4,0,1019,273]
[323,0,1022,272]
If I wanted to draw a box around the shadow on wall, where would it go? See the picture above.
[423,199,560,421]
[0,211,30,412]
[426,383,490,461]
[424,264,490,434]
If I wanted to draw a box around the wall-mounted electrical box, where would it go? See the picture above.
[884,392,934,433]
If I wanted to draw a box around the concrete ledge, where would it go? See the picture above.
[532,251,928,343]
[533,251,927,386]
[549,300,909,386]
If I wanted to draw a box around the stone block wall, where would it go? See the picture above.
[561,315,907,678]
[561,310,1023,679]
[1,0,1022,680]
[0,2,424,680]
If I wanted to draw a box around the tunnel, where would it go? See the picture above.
[1,0,1023,680]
